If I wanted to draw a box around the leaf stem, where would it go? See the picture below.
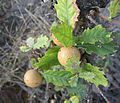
[97,87,110,103]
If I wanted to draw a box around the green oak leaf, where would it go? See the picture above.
[69,75,78,87]
[33,35,50,49]
[43,70,73,86]
[67,80,87,99]
[20,35,50,52]
[76,25,116,56]
[64,55,108,87]
[33,46,60,70]
[64,96,80,103]
[77,42,116,57]
[51,23,74,47]
[108,0,120,19]
[26,37,35,48]
[55,0,79,28]
[76,25,112,45]
[79,63,108,87]
[69,96,80,103]
[20,46,31,52]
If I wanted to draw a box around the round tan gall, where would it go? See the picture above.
[24,69,43,88]
[58,47,81,66]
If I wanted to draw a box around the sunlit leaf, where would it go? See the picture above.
[20,46,31,52]
[69,75,78,87]
[33,35,50,49]
[26,37,35,48]
[51,23,74,47]
[108,0,120,19]
[55,0,80,28]
[70,96,80,103]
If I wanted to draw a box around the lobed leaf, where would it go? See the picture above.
[20,35,50,52]
[43,70,73,86]
[64,100,70,103]
[33,35,50,49]
[76,25,116,56]
[51,23,74,47]
[77,42,116,57]
[26,37,35,48]
[69,96,80,103]
[33,46,60,70]
[64,56,108,87]
[108,0,120,19]
[69,75,78,87]
[55,0,80,28]
[20,46,31,52]
[67,80,87,99]
[76,25,112,45]
[64,96,80,103]
[79,63,108,87]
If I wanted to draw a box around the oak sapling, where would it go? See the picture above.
[58,47,81,66]
[20,0,118,102]
[24,69,43,88]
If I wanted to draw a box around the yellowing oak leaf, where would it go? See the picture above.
[108,0,120,19]
[55,0,80,28]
